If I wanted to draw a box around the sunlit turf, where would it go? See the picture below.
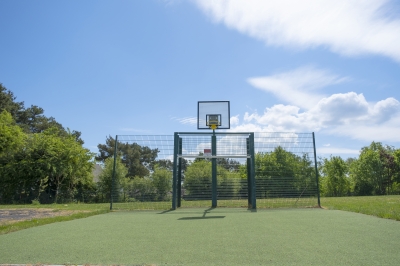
[321,195,400,221]
[111,197,318,210]
[0,195,398,235]
[1,208,400,265]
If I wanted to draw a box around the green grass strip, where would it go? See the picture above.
[0,203,110,211]
[321,195,400,221]
[0,209,109,235]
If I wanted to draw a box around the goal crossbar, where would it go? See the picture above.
[177,155,251,159]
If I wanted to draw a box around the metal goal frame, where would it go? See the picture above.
[172,132,256,210]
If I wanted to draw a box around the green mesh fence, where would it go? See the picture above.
[110,133,320,210]
[254,132,319,208]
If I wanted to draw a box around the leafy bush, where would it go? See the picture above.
[151,166,172,201]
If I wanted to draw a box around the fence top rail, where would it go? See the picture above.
[177,155,251,158]
[175,132,253,136]
[116,132,313,136]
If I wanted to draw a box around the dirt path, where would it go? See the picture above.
[0,209,83,225]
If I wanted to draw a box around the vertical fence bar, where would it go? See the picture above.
[312,132,321,207]
[212,131,217,208]
[172,133,179,210]
[110,135,118,210]
[249,133,256,209]
[247,137,252,208]
[177,137,182,207]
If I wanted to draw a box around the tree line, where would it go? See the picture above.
[2,83,400,204]
[99,139,400,202]
[0,84,93,204]
[319,142,400,197]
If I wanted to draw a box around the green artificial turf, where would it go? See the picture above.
[1,208,400,265]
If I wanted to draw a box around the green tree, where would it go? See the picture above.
[255,147,302,198]
[349,142,394,196]
[0,85,91,203]
[0,84,76,136]
[392,149,400,194]
[151,166,172,201]
[96,136,159,177]
[0,124,94,203]
[183,160,241,199]
[320,156,350,197]
[0,111,27,202]
[0,111,26,154]
[0,83,24,121]
[97,157,128,202]
[184,160,213,199]
[218,169,241,199]
[255,147,316,199]
[131,177,156,202]
[23,128,94,203]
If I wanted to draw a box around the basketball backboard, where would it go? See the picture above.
[197,101,230,129]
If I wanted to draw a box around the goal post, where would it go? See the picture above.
[172,132,256,210]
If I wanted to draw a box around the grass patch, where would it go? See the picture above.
[0,209,109,235]
[321,195,400,221]
[0,203,110,235]
[0,203,110,211]
[111,197,319,210]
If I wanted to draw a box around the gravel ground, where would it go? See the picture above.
[0,209,79,225]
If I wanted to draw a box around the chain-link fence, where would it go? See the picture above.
[110,132,320,210]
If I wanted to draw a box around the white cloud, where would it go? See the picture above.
[310,92,370,125]
[171,116,197,125]
[317,147,360,155]
[248,66,347,109]
[194,0,400,62]
[230,66,400,143]
[330,117,400,142]
[230,92,400,142]
[230,115,239,126]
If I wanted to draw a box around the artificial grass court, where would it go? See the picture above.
[1,208,400,265]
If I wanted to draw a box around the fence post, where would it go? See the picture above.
[172,133,179,210]
[247,137,251,208]
[249,133,256,209]
[212,131,217,208]
[312,132,321,207]
[110,135,118,210]
[177,137,182,207]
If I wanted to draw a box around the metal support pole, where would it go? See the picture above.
[247,138,252,208]
[212,130,217,208]
[177,137,182,207]
[110,135,118,210]
[249,133,256,209]
[172,133,179,210]
[312,132,321,208]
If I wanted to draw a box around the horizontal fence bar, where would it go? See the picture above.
[176,132,253,136]
[178,155,251,158]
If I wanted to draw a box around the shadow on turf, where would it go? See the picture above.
[177,207,226,220]
[157,209,175,214]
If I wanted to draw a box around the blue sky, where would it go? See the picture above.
[1,0,400,158]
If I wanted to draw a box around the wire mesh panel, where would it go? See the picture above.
[176,133,251,208]
[254,132,319,208]
[178,133,250,157]
[110,132,319,210]
[110,135,174,210]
